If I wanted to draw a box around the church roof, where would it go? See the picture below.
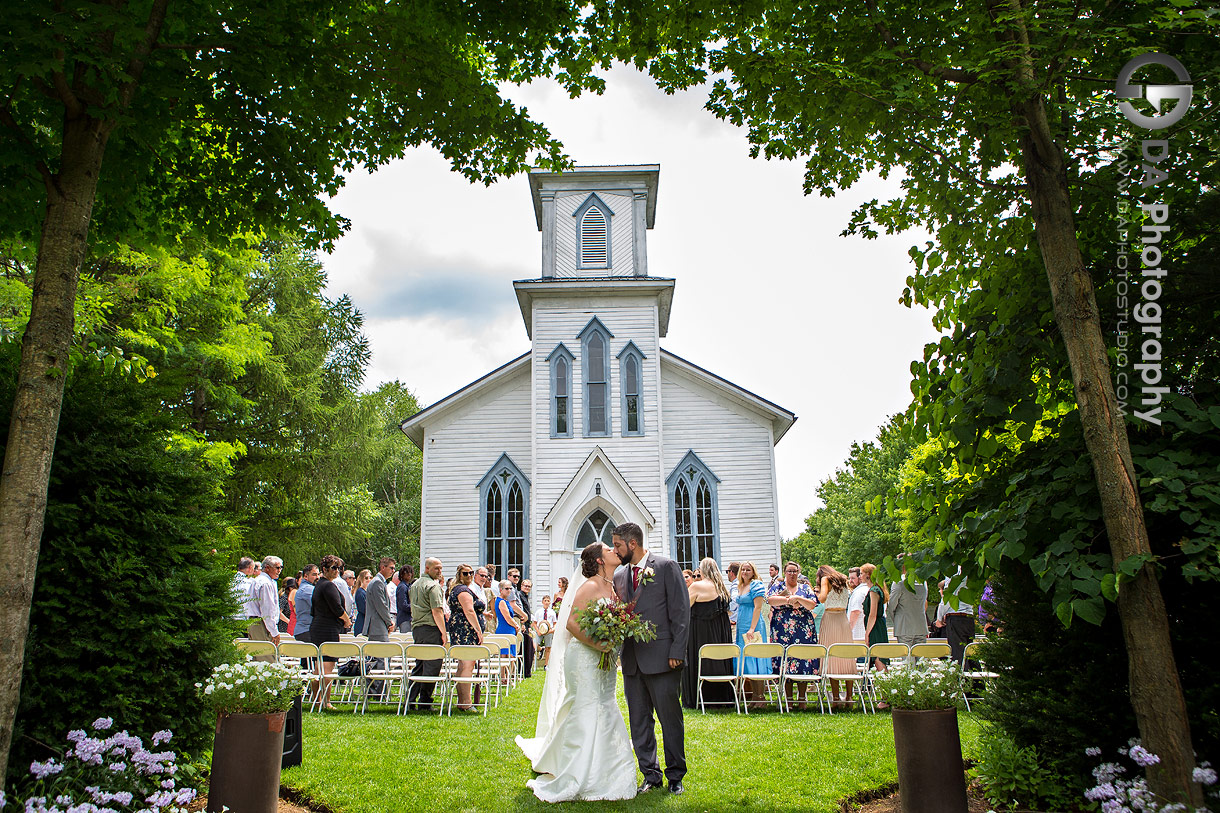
[397,348,797,449]
[528,164,660,230]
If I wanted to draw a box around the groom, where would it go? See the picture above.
[612,522,690,795]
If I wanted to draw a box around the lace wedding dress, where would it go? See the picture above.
[515,573,637,802]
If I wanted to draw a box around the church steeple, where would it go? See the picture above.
[529,165,659,279]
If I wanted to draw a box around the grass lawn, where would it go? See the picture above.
[282,674,981,813]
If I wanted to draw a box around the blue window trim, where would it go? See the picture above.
[665,451,721,570]
[477,453,531,578]
[617,340,646,437]
[546,343,575,439]
[573,193,615,270]
[577,317,614,437]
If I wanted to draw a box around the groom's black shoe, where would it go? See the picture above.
[637,780,663,795]
[668,781,685,795]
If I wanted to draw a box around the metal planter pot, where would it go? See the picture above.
[892,707,968,813]
[208,711,287,813]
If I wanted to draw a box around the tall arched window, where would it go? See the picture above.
[617,341,646,436]
[547,344,574,438]
[577,317,613,437]
[574,193,615,269]
[666,451,720,571]
[478,454,530,578]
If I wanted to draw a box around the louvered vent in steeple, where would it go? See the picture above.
[579,206,608,267]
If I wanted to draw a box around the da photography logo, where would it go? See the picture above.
[1112,52,1193,426]
[1115,53,1193,130]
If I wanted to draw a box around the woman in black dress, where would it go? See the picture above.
[683,557,735,709]
[447,564,486,710]
[311,554,352,711]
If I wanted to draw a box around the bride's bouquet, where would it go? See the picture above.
[574,597,658,670]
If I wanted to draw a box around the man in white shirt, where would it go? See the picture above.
[726,562,741,635]
[336,566,356,619]
[933,571,976,663]
[247,556,283,661]
[847,566,869,641]
[231,557,256,621]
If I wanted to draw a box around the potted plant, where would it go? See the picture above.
[199,656,308,813]
[872,659,968,813]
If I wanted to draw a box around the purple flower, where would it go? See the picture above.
[91,718,113,731]
[1128,745,1160,767]
[150,730,172,747]
[1085,746,1102,757]
[29,760,65,780]
[1193,765,1217,786]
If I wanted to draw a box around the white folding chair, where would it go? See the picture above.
[696,643,742,714]
[824,643,872,713]
[780,644,827,713]
[404,643,449,714]
[318,642,364,712]
[741,642,787,713]
[445,645,494,716]
[276,642,323,711]
[911,641,952,661]
[359,642,407,713]
[485,635,518,695]
[234,639,277,659]
[865,643,910,705]
[960,641,999,711]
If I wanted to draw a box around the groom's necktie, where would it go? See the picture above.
[632,565,640,591]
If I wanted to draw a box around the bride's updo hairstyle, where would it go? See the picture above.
[580,542,606,578]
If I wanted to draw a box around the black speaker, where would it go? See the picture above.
[281,693,303,768]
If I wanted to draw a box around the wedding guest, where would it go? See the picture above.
[278,577,296,635]
[365,558,397,642]
[552,576,569,614]
[768,563,782,591]
[231,557,256,621]
[286,577,299,636]
[767,561,819,710]
[888,556,929,654]
[395,565,414,633]
[816,565,857,709]
[247,556,283,662]
[683,558,734,709]
[407,557,447,711]
[495,580,521,657]
[847,566,868,642]
[726,562,741,635]
[352,569,372,636]
[294,565,319,643]
[447,564,485,711]
[860,563,891,674]
[734,561,770,708]
[475,566,496,632]
[520,578,536,678]
[683,569,695,587]
[537,595,558,668]
[934,569,977,663]
[313,555,353,710]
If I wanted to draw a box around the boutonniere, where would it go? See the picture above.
[638,567,656,588]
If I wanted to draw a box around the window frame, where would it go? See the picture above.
[546,343,575,439]
[577,316,614,438]
[665,451,721,571]
[573,193,616,270]
[477,454,531,578]
[617,341,646,437]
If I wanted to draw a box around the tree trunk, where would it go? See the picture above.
[1017,102,1201,807]
[0,114,109,779]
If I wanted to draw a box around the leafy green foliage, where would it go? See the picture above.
[971,726,1081,813]
[0,349,235,782]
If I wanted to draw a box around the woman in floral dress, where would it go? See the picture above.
[767,561,819,709]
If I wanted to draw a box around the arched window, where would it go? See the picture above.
[576,509,617,549]
[478,454,530,578]
[617,341,646,436]
[666,451,720,571]
[577,317,613,437]
[574,193,615,269]
[547,344,574,438]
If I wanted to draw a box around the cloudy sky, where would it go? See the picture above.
[321,65,941,539]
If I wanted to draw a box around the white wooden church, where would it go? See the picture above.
[400,165,796,596]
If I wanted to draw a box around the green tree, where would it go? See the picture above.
[784,417,911,573]
[591,1,1216,799]
[0,0,599,772]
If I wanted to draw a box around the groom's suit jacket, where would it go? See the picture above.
[614,551,690,675]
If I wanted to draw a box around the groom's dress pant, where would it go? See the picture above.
[624,669,686,784]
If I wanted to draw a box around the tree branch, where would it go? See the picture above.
[862,0,980,84]
[908,137,1027,193]
[0,81,56,191]
[118,0,171,110]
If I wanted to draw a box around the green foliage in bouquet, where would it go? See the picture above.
[574,598,657,670]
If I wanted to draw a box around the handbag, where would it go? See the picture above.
[744,630,762,645]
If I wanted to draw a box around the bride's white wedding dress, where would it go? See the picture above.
[515,575,637,802]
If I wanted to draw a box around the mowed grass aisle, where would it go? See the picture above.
[282,674,981,813]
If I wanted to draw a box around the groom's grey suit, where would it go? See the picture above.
[614,550,690,785]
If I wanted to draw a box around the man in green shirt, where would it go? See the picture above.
[407,557,446,710]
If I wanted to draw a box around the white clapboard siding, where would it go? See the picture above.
[420,370,531,572]
[554,191,634,277]
[660,364,782,569]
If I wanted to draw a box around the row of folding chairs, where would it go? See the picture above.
[694,640,994,715]
[233,636,523,716]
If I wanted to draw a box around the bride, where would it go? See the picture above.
[515,542,638,802]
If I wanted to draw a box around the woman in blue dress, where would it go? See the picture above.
[495,579,520,656]
[735,562,770,708]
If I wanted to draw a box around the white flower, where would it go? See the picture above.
[643,567,655,577]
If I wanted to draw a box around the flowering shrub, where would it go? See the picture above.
[10,717,197,812]
[1084,740,1219,812]
[198,656,308,715]
[871,659,963,710]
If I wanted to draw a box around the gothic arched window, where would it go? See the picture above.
[547,344,574,438]
[666,451,720,571]
[574,193,615,269]
[478,454,530,578]
[577,317,613,437]
[617,341,646,436]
